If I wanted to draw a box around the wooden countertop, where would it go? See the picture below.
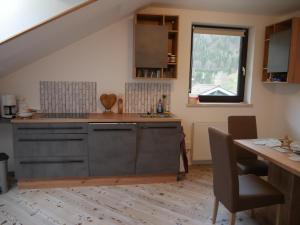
[11,113,181,123]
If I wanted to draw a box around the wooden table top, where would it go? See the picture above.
[235,139,300,177]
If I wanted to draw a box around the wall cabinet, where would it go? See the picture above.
[262,17,300,83]
[88,123,137,176]
[134,14,179,79]
[136,123,181,174]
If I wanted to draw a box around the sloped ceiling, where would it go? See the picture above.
[0,0,151,77]
[153,0,300,16]
[1,0,300,78]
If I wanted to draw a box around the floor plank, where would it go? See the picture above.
[0,166,259,225]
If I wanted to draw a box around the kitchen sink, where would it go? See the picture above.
[139,113,172,118]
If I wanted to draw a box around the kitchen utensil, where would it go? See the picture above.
[1,95,17,118]
[17,112,33,118]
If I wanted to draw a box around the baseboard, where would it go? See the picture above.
[18,174,178,189]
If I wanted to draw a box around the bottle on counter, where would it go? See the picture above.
[156,99,164,114]
[118,97,123,114]
[162,95,167,113]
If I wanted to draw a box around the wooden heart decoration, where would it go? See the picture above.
[100,94,117,112]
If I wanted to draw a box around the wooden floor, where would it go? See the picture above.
[0,166,259,225]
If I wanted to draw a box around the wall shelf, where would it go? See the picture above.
[262,17,300,83]
[134,14,179,79]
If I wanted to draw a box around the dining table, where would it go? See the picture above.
[234,139,300,225]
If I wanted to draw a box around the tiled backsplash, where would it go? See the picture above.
[125,83,171,113]
[40,81,97,113]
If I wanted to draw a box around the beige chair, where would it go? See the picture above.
[228,116,268,176]
[208,127,284,225]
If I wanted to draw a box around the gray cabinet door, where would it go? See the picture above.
[136,122,181,175]
[88,123,137,176]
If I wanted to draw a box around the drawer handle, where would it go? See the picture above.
[20,160,84,164]
[18,127,84,130]
[141,126,177,129]
[18,138,84,142]
[93,129,133,132]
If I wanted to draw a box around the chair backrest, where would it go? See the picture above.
[228,116,257,139]
[228,116,257,160]
[208,127,239,212]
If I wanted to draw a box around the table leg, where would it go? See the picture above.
[255,163,300,225]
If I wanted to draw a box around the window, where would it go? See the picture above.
[189,25,248,102]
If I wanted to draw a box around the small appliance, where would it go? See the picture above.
[1,95,17,119]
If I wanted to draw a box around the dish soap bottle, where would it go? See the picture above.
[156,99,164,114]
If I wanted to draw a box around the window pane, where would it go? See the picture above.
[191,33,241,97]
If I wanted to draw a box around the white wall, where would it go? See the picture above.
[0,6,282,168]
[0,0,86,42]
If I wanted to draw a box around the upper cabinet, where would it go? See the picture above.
[262,17,300,83]
[134,14,179,79]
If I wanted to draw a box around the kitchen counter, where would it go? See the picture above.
[13,114,181,188]
[11,113,181,123]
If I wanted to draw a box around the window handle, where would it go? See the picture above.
[242,67,246,76]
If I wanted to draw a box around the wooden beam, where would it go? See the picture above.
[0,0,97,45]
[18,174,178,189]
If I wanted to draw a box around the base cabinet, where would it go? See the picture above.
[13,123,89,179]
[88,123,137,176]
[136,123,181,174]
[13,121,181,180]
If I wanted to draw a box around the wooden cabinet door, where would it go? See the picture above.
[88,123,137,176]
[135,24,168,68]
[288,18,300,83]
[136,123,181,175]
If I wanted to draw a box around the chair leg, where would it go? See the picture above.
[230,213,236,225]
[275,204,282,225]
[212,197,219,224]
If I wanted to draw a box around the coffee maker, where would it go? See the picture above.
[1,95,17,119]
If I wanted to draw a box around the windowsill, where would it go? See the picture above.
[186,102,253,107]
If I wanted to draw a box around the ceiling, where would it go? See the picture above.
[153,0,300,16]
[0,0,300,78]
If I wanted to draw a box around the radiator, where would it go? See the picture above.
[192,121,228,162]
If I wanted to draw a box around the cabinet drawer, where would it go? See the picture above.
[14,123,88,134]
[15,156,89,179]
[14,134,88,157]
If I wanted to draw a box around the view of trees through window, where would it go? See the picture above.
[191,33,241,96]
